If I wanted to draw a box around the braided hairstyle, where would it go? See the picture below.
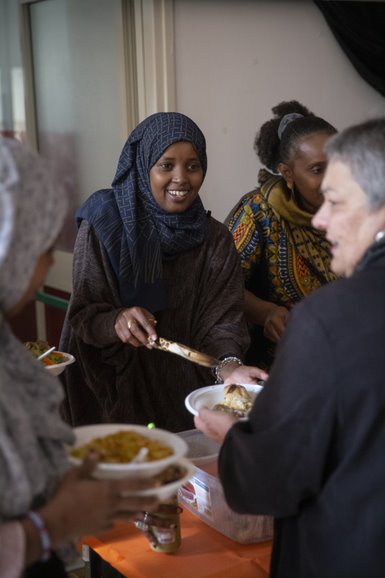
[254,100,337,173]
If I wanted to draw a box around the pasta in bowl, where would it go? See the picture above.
[68,424,188,479]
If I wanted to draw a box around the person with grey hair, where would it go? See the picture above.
[195,118,385,578]
[0,138,158,578]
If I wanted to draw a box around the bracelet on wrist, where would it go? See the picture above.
[213,356,243,384]
[27,511,52,562]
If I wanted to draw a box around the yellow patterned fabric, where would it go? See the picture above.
[226,170,337,367]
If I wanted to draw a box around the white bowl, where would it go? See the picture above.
[121,458,195,501]
[185,383,263,417]
[68,424,188,479]
[45,352,76,376]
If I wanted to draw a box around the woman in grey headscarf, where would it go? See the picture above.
[0,138,157,578]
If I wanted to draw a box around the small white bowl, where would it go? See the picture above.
[185,383,263,417]
[68,424,188,479]
[45,352,76,376]
[121,458,195,501]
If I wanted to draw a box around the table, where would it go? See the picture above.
[84,507,272,578]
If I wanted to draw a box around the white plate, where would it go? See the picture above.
[121,458,196,501]
[185,383,263,417]
[45,352,76,376]
[68,423,188,479]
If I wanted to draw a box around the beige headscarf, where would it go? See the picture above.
[0,137,74,520]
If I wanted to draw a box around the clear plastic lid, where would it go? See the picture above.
[176,429,220,467]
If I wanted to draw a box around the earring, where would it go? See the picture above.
[375,230,385,242]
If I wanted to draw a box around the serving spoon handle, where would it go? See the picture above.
[36,346,56,361]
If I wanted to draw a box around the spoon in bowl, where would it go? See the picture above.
[131,447,149,464]
[36,346,56,361]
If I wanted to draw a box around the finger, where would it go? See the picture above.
[146,319,157,336]
[194,415,203,430]
[114,496,159,514]
[194,414,211,437]
[116,477,157,494]
[194,408,210,427]
[135,315,158,343]
[250,371,268,383]
[118,329,142,347]
[128,334,143,347]
[196,407,214,427]
[78,451,100,478]
[124,320,146,347]
[198,406,211,417]
[115,319,134,343]
[127,319,137,332]
[129,319,155,347]
[257,369,269,381]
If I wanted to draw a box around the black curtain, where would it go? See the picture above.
[314,1,385,97]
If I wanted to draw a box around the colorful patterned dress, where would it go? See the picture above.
[226,169,337,369]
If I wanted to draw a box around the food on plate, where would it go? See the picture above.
[154,463,187,486]
[70,430,174,463]
[213,384,254,418]
[25,340,66,366]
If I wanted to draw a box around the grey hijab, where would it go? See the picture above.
[0,138,74,520]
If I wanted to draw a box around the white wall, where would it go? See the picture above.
[173,0,385,221]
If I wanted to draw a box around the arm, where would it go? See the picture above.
[222,363,268,384]
[0,522,25,578]
[19,456,158,569]
[228,195,289,344]
[219,301,336,517]
[67,220,125,347]
[245,290,289,343]
[114,307,158,348]
[68,221,157,348]
[195,408,236,444]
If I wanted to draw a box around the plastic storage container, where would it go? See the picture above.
[177,430,274,544]
[177,429,220,473]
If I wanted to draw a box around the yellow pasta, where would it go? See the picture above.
[71,430,174,463]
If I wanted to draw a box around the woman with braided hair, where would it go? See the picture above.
[226,100,338,369]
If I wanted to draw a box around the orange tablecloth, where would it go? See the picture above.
[84,507,272,578]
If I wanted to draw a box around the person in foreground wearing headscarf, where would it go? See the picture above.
[195,118,385,578]
[226,100,337,370]
[60,112,267,431]
[0,137,158,578]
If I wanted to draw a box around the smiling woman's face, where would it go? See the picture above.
[312,159,385,277]
[149,141,204,214]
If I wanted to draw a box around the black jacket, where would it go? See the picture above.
[219,240,385,578]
